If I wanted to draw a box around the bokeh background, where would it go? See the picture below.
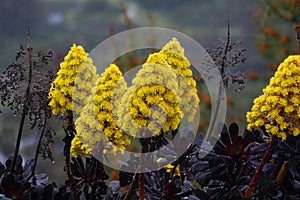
[0,0,299,184]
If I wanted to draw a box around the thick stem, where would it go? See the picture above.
[123,172,138,200]
[244,135,275,198]
[10,28,33,173]
[139,146,145,200]
[124,129,146,200]
[138,128,146,200]
[62,111,76,188]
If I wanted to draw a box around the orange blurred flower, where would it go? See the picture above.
[198,91,211,105]
[127,145,136,152]
[268,64,278,70]
[259,41,268,55]
[246,70,258,80]
[279,36,290,45]
[265,27,280,38]
[132,57,140,66]
[226,97,233,104]
[110,170,118,180]
[291,0,297,4]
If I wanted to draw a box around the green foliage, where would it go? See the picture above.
[253,0,300,69]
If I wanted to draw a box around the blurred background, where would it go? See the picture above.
[0,0,299,183]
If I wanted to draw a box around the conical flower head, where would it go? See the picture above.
[117,38,200,136]
[117,52,182,136]
[48,44,98,115]
[159,37,195,87]
[72,57,99,113]
[149,38,200,121]
[73,94,104,157]
[72,64,129,156]
[247,55,300,140]
[93,64,129,149]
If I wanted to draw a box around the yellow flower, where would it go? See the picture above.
[70,134,92,156]
[165,164,180,176]
[290,127,300,136]
[72,64,129,156]
[254,119,265,127]
[157,158,180,177]
[48,44,99,115]
[247,55,300,140]
[117,38,199,137]
[118,55,182,137]
[158,38,199,120]
[49,44,101,156]
[94,64,129,149]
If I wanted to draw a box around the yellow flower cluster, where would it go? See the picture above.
[52,39,200,155]
[72,94,125,156]
[118,55,182,136]
[95,64,129,148]
[165,163,180,176]
[48,44,98,115]
[158,38,199,121]
[70,134,92,156]
[160,38,194,82]
[73,58,99,113]
[117,38,199,136]
[247,55,300,140]
[71,94,102,156]
[71,64,129,156]
[157,158,180,176]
